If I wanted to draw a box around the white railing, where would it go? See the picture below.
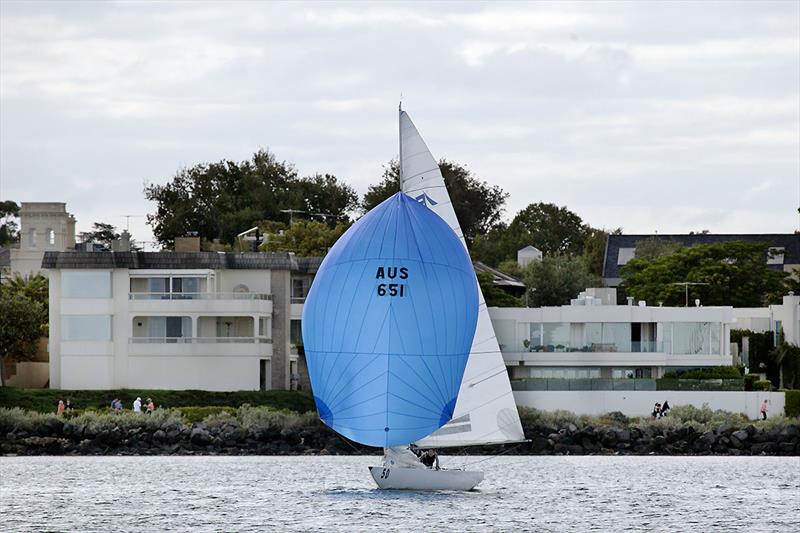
[130,336,272,344]
[129,292,271,301]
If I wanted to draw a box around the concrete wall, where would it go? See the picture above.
[127,357,260,391]
[514,390,786,418]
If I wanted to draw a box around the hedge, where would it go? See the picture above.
[662,366,743,380]
[754,380,773,391]
[783,390,800,418]
[0,388,315,414]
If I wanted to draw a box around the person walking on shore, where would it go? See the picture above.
[760,400,768,420]
[65,399,73,413]
[146,398,155,414]
[56,400,65,416]
[133,397,142,413]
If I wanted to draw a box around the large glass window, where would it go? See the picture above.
[526,323,542,351]
[491,319,515,351]
[543,323,570,350]
[62,315,111,341]
[62,271,112,298]
[602,323,631,352]
[671,322,713,354]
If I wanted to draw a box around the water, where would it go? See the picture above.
[1,456,798,532]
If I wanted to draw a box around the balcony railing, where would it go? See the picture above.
[130,336,272,344]
[510,341,665,353]
[129,292,271,301]
[290,296,306,304]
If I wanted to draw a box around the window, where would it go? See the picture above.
[602,323,631,352]
[62,315,111,341]
[670,322,713,354]
[492,319,516,351]
[133,316,191,342]
[28,228,37,247]
[617,248,636,265]
[543,323,570,350]
[47,228,55,246]
[530,367,600,379]
[290,319,303,345]
[172,277,200,298]
[291,277,311,302]
[62,271,112,298]
[767,247,785,265]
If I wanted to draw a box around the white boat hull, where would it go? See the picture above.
[369,466,484,491]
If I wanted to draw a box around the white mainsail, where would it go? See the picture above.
[400,108,526,448]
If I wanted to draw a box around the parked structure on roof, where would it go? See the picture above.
[4,203,77,278]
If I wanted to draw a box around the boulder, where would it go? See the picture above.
[190,427,212,445]
[731,430,749,442]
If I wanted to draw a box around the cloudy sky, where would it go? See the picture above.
[1,1,798,248]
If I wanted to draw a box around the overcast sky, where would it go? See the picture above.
[1,1,798,249]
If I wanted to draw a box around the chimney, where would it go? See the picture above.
[175,233,201,252]
[112,230,132,252]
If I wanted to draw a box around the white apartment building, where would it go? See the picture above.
[732,293,800,349]
[492,288,733,382]
[43,251,319,391]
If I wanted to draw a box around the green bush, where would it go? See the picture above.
[744,373,760,391]
[754,380,773,391]
[177,406,237,424]
[0,388,315,414]
[663,366,742,380]
[666,404,748,427]
[783,390,800,418]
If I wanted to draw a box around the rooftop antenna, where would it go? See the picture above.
[280,209,306,225]
[670,281,709,307]
[120,215,144,232]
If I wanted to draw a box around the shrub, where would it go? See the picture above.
[236,405,319,430]
[783,390,800,418]
[754,380,773,391]
[517,407,596,430]
[744,373,760,391]
[663,367,742,380]
[666,404,747,427]
[177,406,236,424]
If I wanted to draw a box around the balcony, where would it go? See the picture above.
[128,336,272,357]
[128,292,272,315]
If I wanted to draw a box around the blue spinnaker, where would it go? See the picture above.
[302,192,479,447]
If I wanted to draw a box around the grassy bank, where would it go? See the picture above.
[0,388,315,414]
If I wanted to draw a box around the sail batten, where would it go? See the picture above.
[399,110,526,448]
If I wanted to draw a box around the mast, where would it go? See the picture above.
[398,101,403,188]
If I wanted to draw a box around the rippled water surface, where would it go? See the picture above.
[1,455,798,532]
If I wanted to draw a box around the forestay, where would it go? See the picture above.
[302,192,479,448]
[400,109,526,448]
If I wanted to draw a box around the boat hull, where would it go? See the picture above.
[368,466,483,491]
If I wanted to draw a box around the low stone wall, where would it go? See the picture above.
[514,390,786,418]
[2,416,798,457]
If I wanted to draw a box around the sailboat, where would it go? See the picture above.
[302,107,525,491]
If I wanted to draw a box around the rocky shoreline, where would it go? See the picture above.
[3,416,798,457]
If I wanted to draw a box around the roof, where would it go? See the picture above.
[473,261,525,288]
[42,251,323,273]
[602,233,800,281]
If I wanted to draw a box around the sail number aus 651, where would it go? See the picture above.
[376,266,408,298]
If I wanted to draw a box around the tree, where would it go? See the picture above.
[363,159,508,248]
[145,149,358,248]
[0,292,46,386]
[477,272,522,307]
[509,203,589,257]
[621,241,789,307]
[261,220,351,257]
[3,274,48,317]
[79,222,120,247]
[582,227,622,277]
[634,236,683,261]
[522,254,602,307]
[0,200,19,246]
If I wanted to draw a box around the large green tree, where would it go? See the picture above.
[477,272,523,307]
[634,236,683,261]
[622,241,789,307]
[582,227,622,277]
[0,292,46,386]
[363,159,507,248]
[0,200,19,246]
[261,220,351,257]
[509,203,589,257]
[522,254,602,307]
[145,149,358,248]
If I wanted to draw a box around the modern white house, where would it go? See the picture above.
[732,293,800,348]
[43,250,319,391]
[492,288,733,382]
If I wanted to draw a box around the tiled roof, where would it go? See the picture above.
[602,233,800,280]
[42,251,323,273]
